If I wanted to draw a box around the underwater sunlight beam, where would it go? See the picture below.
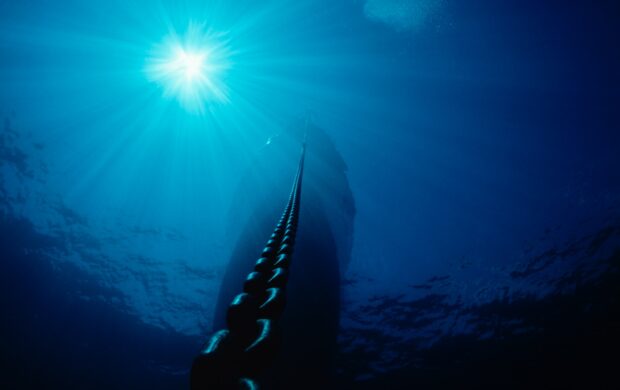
[145,23,231,114]
[172,48,206,81]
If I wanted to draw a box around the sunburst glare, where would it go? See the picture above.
[145,23,231,114]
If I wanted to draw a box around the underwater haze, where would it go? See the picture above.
[1,0,619,388]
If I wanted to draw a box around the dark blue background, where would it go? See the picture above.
[1,1,619,388]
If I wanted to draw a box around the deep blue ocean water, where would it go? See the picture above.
[1,1,619,388]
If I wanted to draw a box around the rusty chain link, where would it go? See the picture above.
[191,141,306,390]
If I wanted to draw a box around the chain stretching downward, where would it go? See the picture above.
[191,140,306,390]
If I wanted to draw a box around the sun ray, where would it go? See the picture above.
[145,23,231,114]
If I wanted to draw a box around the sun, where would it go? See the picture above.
[145,23,231,113]
[172,49,206,81]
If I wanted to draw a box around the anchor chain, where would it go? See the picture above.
[191,142,306,390]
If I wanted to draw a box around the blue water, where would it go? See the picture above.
[1,1,619,388]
